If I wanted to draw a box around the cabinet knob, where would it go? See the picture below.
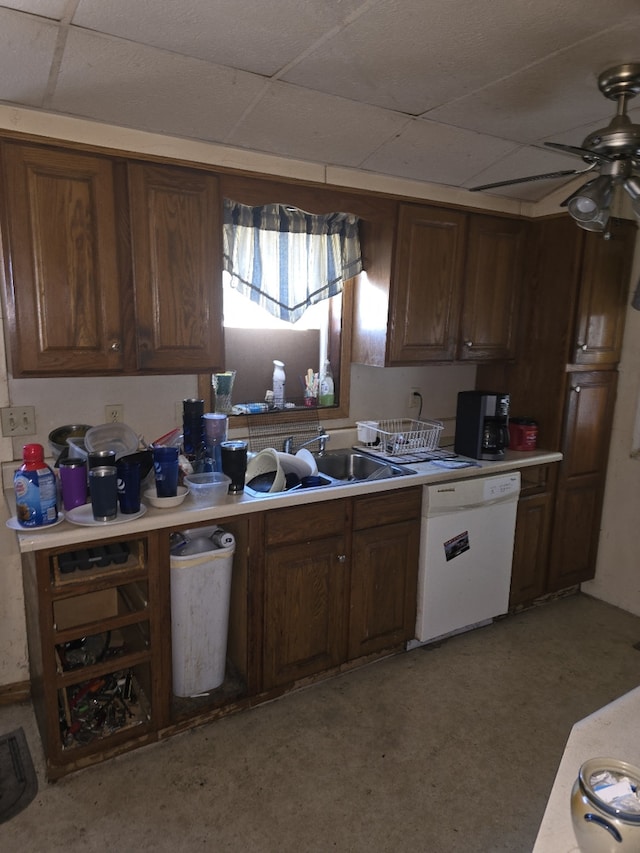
[110,341,121,352]
[465,340,473,348]
[337,554,346,563]
[581,343,588,351]
[574,385,581,393]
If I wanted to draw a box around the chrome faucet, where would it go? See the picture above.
[282,427,330,456]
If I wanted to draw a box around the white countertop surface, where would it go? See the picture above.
[5,448,562,552]
[533,685,640,852]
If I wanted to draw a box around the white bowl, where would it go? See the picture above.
[184,472,231,505]
[144,485,189,508]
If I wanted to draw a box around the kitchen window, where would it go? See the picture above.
[220,199,361,417]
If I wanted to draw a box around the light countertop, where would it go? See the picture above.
[533,686,640,852]
[5,448,562,553]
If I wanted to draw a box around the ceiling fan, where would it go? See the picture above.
[469,63,640,231]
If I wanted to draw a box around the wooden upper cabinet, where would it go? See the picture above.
[128,163,223,372]
[572,218,636,366]
[458,214,524,361]
[1,142,124,375]
[388,204,467,363]
[387,205,524,365]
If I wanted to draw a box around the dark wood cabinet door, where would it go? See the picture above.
[509,492,553,607]
[128,163,224,372]
[547,370,618,590]
[389,204,467,363]
[350,519,419,659]
[262,535,348,690]
[1,142,124,375]
[458,215,524,361]
[573,219,636,366]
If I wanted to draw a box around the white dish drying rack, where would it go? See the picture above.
[355,418,450,463]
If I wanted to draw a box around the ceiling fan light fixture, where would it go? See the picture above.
[622,176,640,217]
[567,176,614,222]
[576,207,611,232]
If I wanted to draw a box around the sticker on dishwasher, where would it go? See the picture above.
[444,531,470,561]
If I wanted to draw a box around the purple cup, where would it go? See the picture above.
[153,445,180,498]
[59,458,87,511]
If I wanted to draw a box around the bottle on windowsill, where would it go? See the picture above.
[319,360,335,407]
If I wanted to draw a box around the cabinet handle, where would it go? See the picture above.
[465,340,473,348]
[110,341,121,352]
[577,342,588,351]
[574,385,581,393]
[337,554,346,563]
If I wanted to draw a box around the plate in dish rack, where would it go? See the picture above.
[65,504,146,526]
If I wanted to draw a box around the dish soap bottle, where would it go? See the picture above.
[319,359,335,407]
[14,443,58,527]
[272,360,286,409]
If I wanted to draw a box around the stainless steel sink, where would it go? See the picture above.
[312,450,415,482]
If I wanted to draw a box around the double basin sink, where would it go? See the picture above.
[245,450,416,498]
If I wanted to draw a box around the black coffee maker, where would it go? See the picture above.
[454,390,510,460]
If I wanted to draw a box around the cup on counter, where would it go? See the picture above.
[357,421,380,445]
[58,457,88,511]
[203,413,228,471]
[89,465,118,521]
[220,440,248,494]
[152,445,180,498]
[88,449,117,469]
[116,459,141,514]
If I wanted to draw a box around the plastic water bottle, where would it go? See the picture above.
[273,360,286,408]
[319,359,335,407]
[14,443,58,527]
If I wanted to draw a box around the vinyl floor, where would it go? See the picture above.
[1,591,639,853]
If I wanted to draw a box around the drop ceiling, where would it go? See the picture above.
[1,0,640,202]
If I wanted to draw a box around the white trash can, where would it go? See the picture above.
[170,537,235,697]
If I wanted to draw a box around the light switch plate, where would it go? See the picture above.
[1,406,36,436]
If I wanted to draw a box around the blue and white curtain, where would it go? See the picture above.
[222,199,362,323]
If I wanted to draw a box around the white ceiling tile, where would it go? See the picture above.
[426,20,640,143]
[360,119,519,186]
[51,29,267,142]
[226,81,408,166]
[72,0,366,76]
[0,1,68,18]
[0,7,58,106]
[282,0,640,114]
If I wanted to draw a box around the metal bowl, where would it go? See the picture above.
[48,424,93,459]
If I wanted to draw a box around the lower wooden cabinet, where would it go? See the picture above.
[260,487,422,691]
[509,465,556,607]
[350,489,420,659]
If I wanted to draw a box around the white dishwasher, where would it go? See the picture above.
[411,471,520,646]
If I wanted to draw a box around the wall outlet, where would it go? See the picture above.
[1,406,36,436]
[408,388,421,409]
[105,404,124,423]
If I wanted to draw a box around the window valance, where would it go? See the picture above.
[222,199,362,323]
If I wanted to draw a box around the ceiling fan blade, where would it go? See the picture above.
[543,141,614,162]
[468,169,582,192]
